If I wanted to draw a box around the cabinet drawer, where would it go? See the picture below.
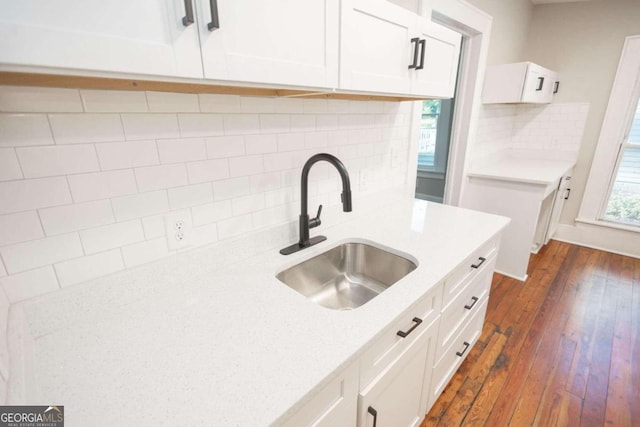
[443,238,497,305]
[436,256,495,362]
[429,297,488,402]
[359,282,443,388]
[280,361,358,427]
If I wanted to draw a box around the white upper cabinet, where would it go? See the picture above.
[340,0,461,97]
[0,0,203,78]
[482,62,559,104]
[196,0,339,88]
[411,20,461,98]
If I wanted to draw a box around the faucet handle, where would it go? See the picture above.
[309,204,322,229]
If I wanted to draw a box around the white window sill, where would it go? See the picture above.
[575,217,640,234]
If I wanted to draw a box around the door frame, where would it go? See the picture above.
[406,0,493,206]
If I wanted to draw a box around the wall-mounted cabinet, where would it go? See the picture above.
[482,62,559,104]
[340,0,461,98]
[0,0,460,99]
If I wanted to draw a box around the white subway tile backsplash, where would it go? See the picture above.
[245,134,277,155]
[250,172,284,193]
[327,99,350,114]
[217,214,253,240]
[157,138,206,164]
[96,140,159,170]
[190,223,218,247]
[39,200,114,236]
[178,114,224,138]
[206,135,245,159]
[17,145,100,178]
[191,200,232,226]
[264,152,294,172]
[141,215,166,239]
[0,114,54,147]
[111,191,169,221]
[252,205,292,229]
[48,114,125,144]
[122,114,180,140]
[0,86,83,113]
[303,99,327,114]
[0,262,5,277]
[80,220,144,254]
[146,91,199,113]
[68,170,137,202]
[168,183,213,209]
[223,114,260,135]
[80,89,148,113]
[0,211,44,246]
[121,237,169,268]
[316,115,339,131]
[241,97,276,113]
[264,187,296,208]
[135,164,188,192]
[199,94,242,113]
[274,98,304,114]
[212,177,251,201]
[260,114,290,134]
[186,159,230,184]
[0,266,59,302]
[348,101,370,114]
[55,249,124,287]
[0,148,22,181]
[232,194,265,216]
[305,132,328,149]
[0,177,71,215]
[277,133,305,152]
[1,233,83,274]
[229,155,264,177]
[290,115,316,132]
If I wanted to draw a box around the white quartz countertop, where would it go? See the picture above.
[8,191,509,426]
[468,151,575,185]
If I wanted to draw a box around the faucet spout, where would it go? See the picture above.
[280,153,353,255]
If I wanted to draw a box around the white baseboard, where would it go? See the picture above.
[494,269,528,283]
[553,223,640,259]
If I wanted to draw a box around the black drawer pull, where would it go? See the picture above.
[564,188,571,200]
[408,38,420,69]
[464,296,479,310]
[182,0,194,26]
[553,81,560,94]
[471,257,486,269]
[456,341,470,357]
[397,317,422,338]
[208,0,220,31]
[536,76,545,91]
[416,38,426,70]
[368,406,378,427]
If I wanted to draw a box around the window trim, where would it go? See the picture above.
[578,35,640,227]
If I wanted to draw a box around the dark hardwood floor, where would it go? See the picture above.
[421,240,640,426]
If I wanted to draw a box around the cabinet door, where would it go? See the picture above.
[411,20,461,98]
[0,0,202,78]
[358,325,435,427]
[521,64,557,103]
[197,0,339,88]
[340,0,415,95]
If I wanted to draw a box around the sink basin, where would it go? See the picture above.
[276,242,417,310]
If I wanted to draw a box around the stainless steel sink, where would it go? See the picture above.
[276,242,417,310]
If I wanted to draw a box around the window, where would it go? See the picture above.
[603,98,640,226]
[418,100,440,169]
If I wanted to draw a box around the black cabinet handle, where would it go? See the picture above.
[416,39,426,70]
[464,296,479,310]
[207,0,220,31]
[408,38,420,69]
[456,341,470,357]
[182,0,194,26]
[368,406,378,427]
[554,81,560,94]
[397,317,422,338]
[471,257,486,269]
[564,188,571,200]
[536,77,545,91]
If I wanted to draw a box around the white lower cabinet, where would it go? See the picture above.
[358,318,437,427]
[282,236,502,427]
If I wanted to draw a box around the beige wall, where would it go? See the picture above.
[524,0,640,224]
[465,0,534,65]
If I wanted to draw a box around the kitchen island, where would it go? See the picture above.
[6,190,508,426]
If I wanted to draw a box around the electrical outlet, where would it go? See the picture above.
[165,211,192,251]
